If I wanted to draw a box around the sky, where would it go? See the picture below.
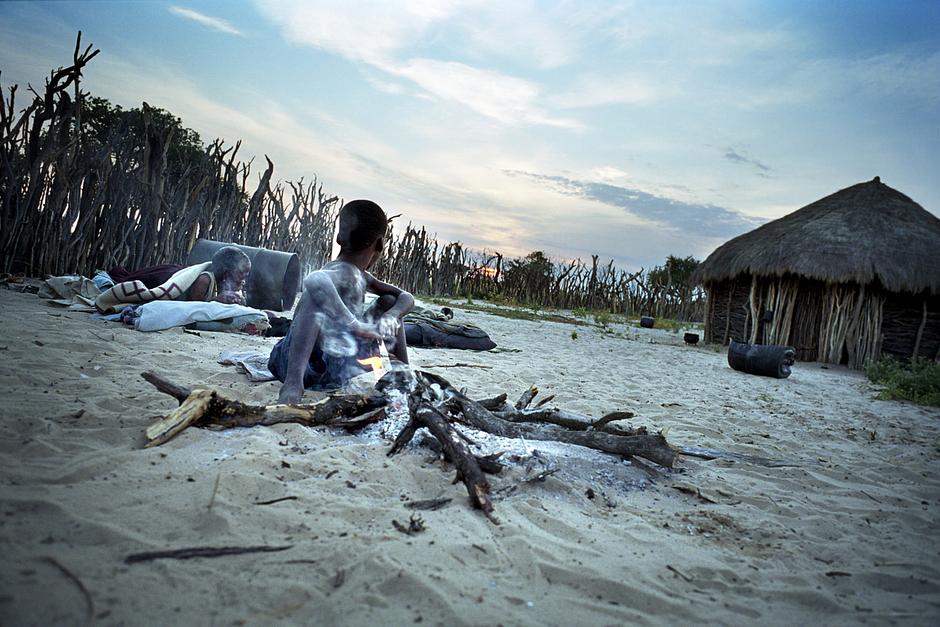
[1,0,938,271]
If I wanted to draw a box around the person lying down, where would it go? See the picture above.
[95,247,251,313]
[269,200,414,402]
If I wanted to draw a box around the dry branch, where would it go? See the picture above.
[140,369,678,518]
[142,371,383,447]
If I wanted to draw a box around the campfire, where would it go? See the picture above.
[356,339,392,382]
[141,368,678,521]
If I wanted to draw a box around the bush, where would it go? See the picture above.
[865,357,940,406]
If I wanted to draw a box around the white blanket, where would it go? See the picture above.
[133,300,268,333]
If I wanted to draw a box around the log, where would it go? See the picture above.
[142,372,384,447]
[414,404,494,517]
[494,407,636,434]
[455,397,677,468]
[515,385,538,409]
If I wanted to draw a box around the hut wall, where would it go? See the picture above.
[788,281,823,361]
[817,283,884,369]
[703,278,751,345]
[882,293,940,361]
[705,276,891,367]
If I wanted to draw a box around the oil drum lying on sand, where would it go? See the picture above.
[727,340,796,379]
[187,239,301,311]
[639,316,655,328]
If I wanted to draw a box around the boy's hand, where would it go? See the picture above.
[349,319,382,341]
[376,314,399,340]
[278,381,304,404]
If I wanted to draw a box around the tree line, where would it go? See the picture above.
[0,34,702,321]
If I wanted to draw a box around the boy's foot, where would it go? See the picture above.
[278,382,304,404]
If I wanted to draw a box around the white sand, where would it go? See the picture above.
[1,289,938,625]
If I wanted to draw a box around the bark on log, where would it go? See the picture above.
[414,404,494,517]
[455,397,677,468]
[142,372,384,447]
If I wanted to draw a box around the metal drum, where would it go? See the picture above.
[727,340,796,379]
[187,239,301,311]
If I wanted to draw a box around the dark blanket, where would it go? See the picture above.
[108,264,184,288]
[403,307,497,351]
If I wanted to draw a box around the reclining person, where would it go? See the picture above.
[95,246,251,312]
[269,200,414,403]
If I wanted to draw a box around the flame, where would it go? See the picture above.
[357,356,386,372]
[357,355,387,383]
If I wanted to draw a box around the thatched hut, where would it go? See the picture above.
[695,177,940,368]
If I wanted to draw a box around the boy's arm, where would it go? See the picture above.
[364,273,415,319]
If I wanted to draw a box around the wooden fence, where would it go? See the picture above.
[1,35,703,322]
[0,34,339,279]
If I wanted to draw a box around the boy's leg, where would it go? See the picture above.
[277,293,323,403]
[365,295,409,364]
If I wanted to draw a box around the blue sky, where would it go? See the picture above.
[1,1,937,270]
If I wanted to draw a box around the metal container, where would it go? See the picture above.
[640,316,655,328]
[187,239,301,311]
[684,332,700,345]
[727,340,796,379]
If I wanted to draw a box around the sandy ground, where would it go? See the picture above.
[0,287,938,626]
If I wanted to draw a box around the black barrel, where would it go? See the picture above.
[727,340,796,379]
[187,239,301,311]
[640,316,655,328]
[684,332,700,345]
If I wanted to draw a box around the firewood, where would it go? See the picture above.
[142,372,384,447]
[414,404,494,517]
[515,385,539,410]
[454,397,677,468]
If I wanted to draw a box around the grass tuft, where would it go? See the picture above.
[865,357,940,406]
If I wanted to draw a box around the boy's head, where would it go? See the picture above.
[336,200,388,255]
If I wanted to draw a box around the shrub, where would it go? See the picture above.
[865,357,940,406]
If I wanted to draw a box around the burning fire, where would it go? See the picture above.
[357,356,386,377]
[357,340,392,381]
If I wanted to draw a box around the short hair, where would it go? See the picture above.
[336,200,388,253]
[211,246,250,276]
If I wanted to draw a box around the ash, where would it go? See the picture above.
[352,387,655,493]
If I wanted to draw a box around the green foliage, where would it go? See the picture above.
[80,96,205,180]
[593,311,612,327]
[501,251,553,300]
[647,255,700,291]
[865,357,940,406]
[572,307,588,318]
[571,330,578,340]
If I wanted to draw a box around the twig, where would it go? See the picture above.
[859,490,881,504]
[43,556,93,626]
[425,363,492,369]
[666,564,693,582]
[405,497,452,511]
[125,545,292,564]
[254,496,298,506]
[207,470,221,511]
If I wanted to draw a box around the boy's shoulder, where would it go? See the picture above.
[309,261,368,285]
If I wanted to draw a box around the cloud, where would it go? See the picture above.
[253,0,581,128]
[386,58,581,128]
[252,0,460,65]
[549,74,665,109]
[169,6,243,36]
[507,171,763,239]
[723,147,772,174]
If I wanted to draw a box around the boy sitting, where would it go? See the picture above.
[269,200,414,403]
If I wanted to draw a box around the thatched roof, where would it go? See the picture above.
[695,177,940,294]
